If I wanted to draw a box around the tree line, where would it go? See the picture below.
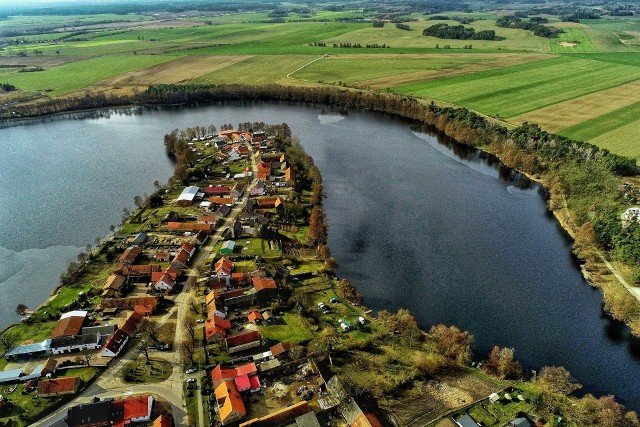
[496,16,560,38]
[423,23,495,40]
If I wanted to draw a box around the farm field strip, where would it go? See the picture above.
[393,56,640,118]
[293,53,552,88]
[559,100,640,144]
[591,116,640,160]
[0,55,177,95]
[549,27,598,53]
[98,55,252,86]
[192,55,318,85]
[511,79,640,133]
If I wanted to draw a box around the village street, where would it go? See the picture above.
[35,142,258,427]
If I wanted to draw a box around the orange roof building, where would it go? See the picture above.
[247,310,263,323]
[208,197,234,206]
[256,197,282,209]
[205,316,231,341]
[215,380,246,425]
[214,256,234,277]
[252,274,277,292]
[153,414,173,427]
[51,312,86,338]
[284,167,294,186]
[167,222,213,234]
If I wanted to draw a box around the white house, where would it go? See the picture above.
[50,334,101,355]
[100,329,129,358]
[154,272,175,292]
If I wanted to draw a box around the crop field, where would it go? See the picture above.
[293,53,551,88]
[2,9,640,157]
[0,54,175,95]
[393,56,640,118]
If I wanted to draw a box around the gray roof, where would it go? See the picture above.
[50,333,99,349]
[0,368,24,383]
[4,339,51,357]
[82,324,116,336]
[509,417,532,427]
[132,232,147,244]
[456,414,479,427]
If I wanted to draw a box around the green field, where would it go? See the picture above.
[393,56,640,118]
[2,7,640,157]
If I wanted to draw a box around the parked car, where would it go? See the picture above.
[186,378,196,383]
[196,319,205,324]
[185,368,197,374]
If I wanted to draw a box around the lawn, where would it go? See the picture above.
[122,358,173,384]
[258,312,314,343]
[549,27,597,53]
[232,238,282,258]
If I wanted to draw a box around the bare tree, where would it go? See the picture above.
[139,341,152,365]
[83,351,96,367]
[140,318,160,343]
[184,316,197,342]
[180,340,196,365]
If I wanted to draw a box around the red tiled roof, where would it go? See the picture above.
[270,342,291,357]
[118,246,141,264]
[212,365,239,388]
[235,374,251,391]
[181,241,195,254]
[104,274,125,291]
[168,222,213,233]
[248,310,263,323]
[120,311,144,335]
[123,394,151,421]
[236,363,257,377]
[37,377,79,396]
[252,274,277,292]
[100,297,158,311]
[116,264,162,276]
[102,328,128,355]
[208,197,234,205]
[173,249,190,265]
[51,316,85,338]
[205,186,231,195]
[215,257,234,275]
[226,331,260,348]
[205,316,231,340]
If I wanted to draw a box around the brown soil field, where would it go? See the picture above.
[99,55,252,86]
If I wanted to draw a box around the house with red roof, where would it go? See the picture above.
[239,401,311,427]
[171,248,190,269]
[226,331,261,354]
[154,272,175,292]
[205,316,231,341]
[115,264,162,278]
[121,394,153,425]
[256,196,282,209]
[51,311,87,338]
[120,311,144,336]
[207,299,227,320]
[101,328,129,358]
[198,213,219,225]
[215,380,246,425]
[252,273,280,302]
[37,377,80,397]
[167,222,213,234]
[118,246,141,265]
[205,185,231,196]
[248,310,263,324]
[211,365,239,389]
[103,274,125,297]
[270,342,292,359]
[214,257,234,278]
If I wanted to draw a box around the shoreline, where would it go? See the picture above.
[1,94,636,339]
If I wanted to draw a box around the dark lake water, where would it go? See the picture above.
[1,104,639,409]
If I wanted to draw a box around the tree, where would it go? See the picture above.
[139,340,152,365]
[15,304,28,316]
[571,394,640,427]
[427,324,473,365]
[307,206,327,245]
[83,351,96,367]
[140,318,160,343]
[133,195,144,209]
[537,366,582,395]
[55,50,60,56]
[184,316,197,342]
[483,346,523,380]
[180,340,196,365]
[0,331,17,352]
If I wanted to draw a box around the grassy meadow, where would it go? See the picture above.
[2,8,640,157]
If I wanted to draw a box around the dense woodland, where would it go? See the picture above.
[495,16,560,38]
[423,23,496,40]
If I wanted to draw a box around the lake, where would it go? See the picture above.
[1,103,639,409]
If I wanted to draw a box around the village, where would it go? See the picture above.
[0,124,543,427]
